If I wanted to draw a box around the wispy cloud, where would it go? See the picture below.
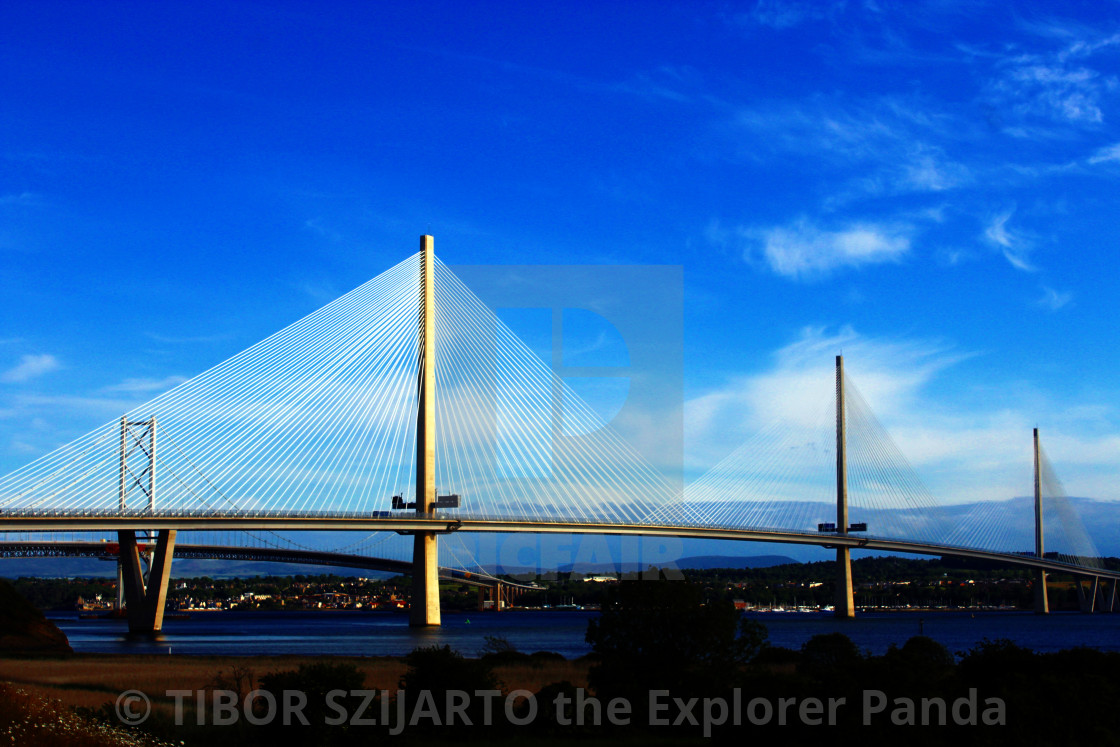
[900,152,972,192]
[1036,286,1072,312]
[292,279,342,304]
[101,376,188,394]
[686,327,1120,502]
[728,95,972,203]
[610,66,699,104]
[9,440,39,455]
[719,218,911,281]
[6,393,139,420]
[303,218,343,242]
[732,98,903,163]
[1089,142,1120,164]
[935,246,976,267]
[0,192,42,207]
[146,332,231,344]
[686,326,968,465]
[1,354,60,383]
[1059,30,1120,62]
[1000,64,1107,123]
[984,29,1119,132]
[983,210,1036,271]
[728,0,843,30]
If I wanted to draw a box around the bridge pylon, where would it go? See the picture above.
[410,235,441,627]
[116,416,177,634]
[1033,428,1049,615]
[834,355,855,619]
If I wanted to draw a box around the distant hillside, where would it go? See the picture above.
[487,554,799,575]
[674,554,798,570]
[0,557,383,580]
[675,496,1120,558]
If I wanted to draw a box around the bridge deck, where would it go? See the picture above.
[1,511,1114,580]
[0,540,538,591]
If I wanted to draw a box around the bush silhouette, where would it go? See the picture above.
[399,645,500,731]
[799,632,863,682]
[256,662,366,746]
[585,580,767,720]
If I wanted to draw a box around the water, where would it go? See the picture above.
[47,609,1120,658]
[49,610,598,658]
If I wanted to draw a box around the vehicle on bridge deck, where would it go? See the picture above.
[391,494,460,510]
[817,522,868,532]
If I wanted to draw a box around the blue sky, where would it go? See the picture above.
[3,1,1120,512]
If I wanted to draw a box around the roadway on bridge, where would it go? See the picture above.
[2,512,1115,581]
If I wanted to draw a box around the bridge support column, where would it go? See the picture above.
[1034,570,1049,614]
[835,547,855,618]
[410,234,441,627]
[1073,577,1092,613]
[834,355,855,619]
[117,529,177,635]
[1075,576,1101,614]
[115,562,126,611]
[1032,428,1050,614]
[411,533,440,626]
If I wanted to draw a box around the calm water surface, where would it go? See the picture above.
[47,609,1120,658]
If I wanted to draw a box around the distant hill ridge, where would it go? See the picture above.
[672,554,799,570]
[491,554,800,575]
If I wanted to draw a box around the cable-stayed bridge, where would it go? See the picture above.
[2,236,1117,633]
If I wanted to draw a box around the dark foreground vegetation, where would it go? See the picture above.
[0,683,172,746]
[0,578,72,654]
[7,579,1110,746]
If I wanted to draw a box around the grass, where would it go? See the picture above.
[0,653,591,714]
[0,682,173,746]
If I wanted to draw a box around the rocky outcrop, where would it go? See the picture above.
[0,579,72,654]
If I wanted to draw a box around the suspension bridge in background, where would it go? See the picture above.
[1,236,1117,635]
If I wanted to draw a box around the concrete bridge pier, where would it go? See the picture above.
[117,528,177,635]
[1074,576,1094,613]
[1034,569,1049,614]
[411,532,440,626]
[835,547,855,618]
[1073,575,1115,614]
[476,582,508,612]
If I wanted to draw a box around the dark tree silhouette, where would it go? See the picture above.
[585,580,767,722]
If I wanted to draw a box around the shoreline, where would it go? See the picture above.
[47,605,1037,620]
[0,652,592,717]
